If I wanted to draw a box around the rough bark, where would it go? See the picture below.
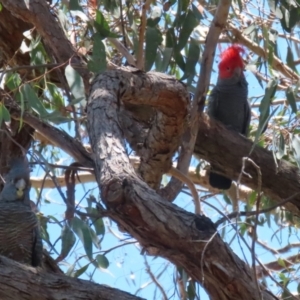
[86,75,277,299]
[0,256,145,300]
[89,67,190,189]
[0,5,31,70]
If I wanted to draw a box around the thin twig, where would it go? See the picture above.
[0,62,67,83]
[245,158,262,300]
[136,0,152,69]
[215,191,300,227]
[144,256,168,300]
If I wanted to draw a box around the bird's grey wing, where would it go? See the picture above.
[242,100,251,136]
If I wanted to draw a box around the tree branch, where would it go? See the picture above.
[90,67,190,189]
[195,113,300,215]
[86,74,277,299]
[0,256,145,300]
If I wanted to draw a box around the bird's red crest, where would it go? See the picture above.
[219,45,245,69]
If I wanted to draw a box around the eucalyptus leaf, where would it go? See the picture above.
[145,27,163,71]
[70,217,94,260]
[286,86,297,114]
[180,38,200,81]
[73,264,90,278]
[22,84,49,117]
[96,254,109,269]
[65,65,86,104]
[177,10,198,51]
[87,34,107,73]
[60,225,76,259]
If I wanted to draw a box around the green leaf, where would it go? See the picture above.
[159,47,173,73]
[239,223,248,236]
[187,280,196,300]
[267,44,274,68]
[147,17,161,27]
[85,207,105,236]
[38,215,51,243]
[166,27,176,48]
[69,0,83,11]
[180,0,190,12]
[88,34,107,73]
[174,50,186,71]
[30,40,47,67]
[279,6,299,32]
[22,84,49,117]
[180,38,200,81]
[256,79,278,136]
[277,132,286,159]
[288,4,299,30]
[96,254,109,269]
[267,0,282,18]
[3,105,10,121]
[66,262,76,277]
[65,65,86,104]
[44,111,71,124]
[286,86,297,114]
[248,191,257,207]
[291,135,300,168]
[89,227,101,249]
[47,83,65,111]
[177,10,198,51]
[286,46,297,73]
[5,73,21,91]
[102,0,119,13]
[0,103,11,127]
[73,263,90,278]
[60,225,76,259]
[94,10,118,39]
[222,193,232,205]
[277,257,286,268]
[70,217,94,260]
[145,27,163,71]
[191,3,203,20]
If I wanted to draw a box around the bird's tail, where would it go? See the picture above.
[209,169,232,190]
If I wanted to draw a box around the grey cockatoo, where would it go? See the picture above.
[0,158,42,266]
[207,45,251,190]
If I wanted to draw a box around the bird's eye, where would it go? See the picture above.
[226,67,231,71]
